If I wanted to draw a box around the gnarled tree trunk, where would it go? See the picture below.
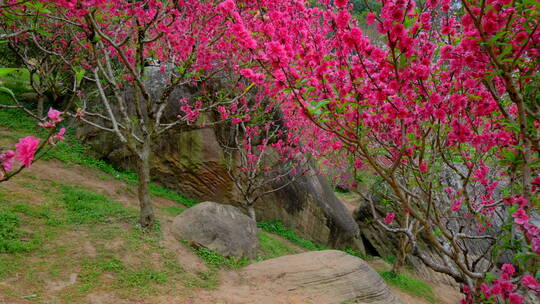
[137,141,154,229]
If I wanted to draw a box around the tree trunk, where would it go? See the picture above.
[392,234,407,273]
[37,94,46,119]
[137,143,154,229]
[247,205,256,222]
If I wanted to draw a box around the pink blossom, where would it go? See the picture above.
[384,212,396,225]
[0,150,15,171]
[52,128,66,143]
[501,264,515,279]
[354,159,363,169]
[521,275,540,291]
[217,0,236,13]
[336,10,351,29]
[419,162,428,172]
[15,136,40,168]
[532,237,540,255]
[512,208,529,225]
[366,12,376,25]
[508,293,524,304]
[47,108,63,123]
[451,199,461,211]
[39,121,56,128]
[335,0,348,8]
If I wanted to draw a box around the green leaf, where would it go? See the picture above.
[508,205,519,214]
[485,272,496,283]
[75,69,86,86]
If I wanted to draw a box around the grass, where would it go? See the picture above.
[0,180,207,299]
[193,246,250,270]
[257,231,297,260]
[0,68,31,96]
[257,220,374,260]
[257,220,326,251]
[59,185,134,224]
[0,209,37,253]
[159,205,186,216]
[378,270,437,303]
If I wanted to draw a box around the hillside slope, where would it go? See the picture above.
[0,158,460,304]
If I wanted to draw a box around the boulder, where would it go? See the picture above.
[258,172,364,252]
[170,201,258,258]
[239,250,401,304]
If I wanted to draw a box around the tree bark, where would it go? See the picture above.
[247,205,256,222]
[392,234,407,273]
[137,142,155,229]
[37,94,46,120]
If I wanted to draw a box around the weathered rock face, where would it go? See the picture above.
[353,201,458,286]
[170,201,258,258]
[259,173,364,251]
[78,66,363,252]
[240,250,401,304]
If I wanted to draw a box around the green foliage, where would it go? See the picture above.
[59,185,133,224]
[257,220,326,251]
[193,246,249,269]
[378,271,437,303]
[257,231,297,259]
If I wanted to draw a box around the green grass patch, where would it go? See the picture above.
[258,220,370,260]
[193,246,249,269]
[118,268,168,288]
[59,185,133,224]
[0,209,38,253]
[257,231,297,260]
[159,205,185,216]
[257,220,326,251]
[378,271,437,303]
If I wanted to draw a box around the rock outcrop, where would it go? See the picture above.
[78,66,364,253]
[238,250,401,304]
[170,201,258,258]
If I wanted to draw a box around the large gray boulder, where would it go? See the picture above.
[171,201,258,258]
[238,250,401,304]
